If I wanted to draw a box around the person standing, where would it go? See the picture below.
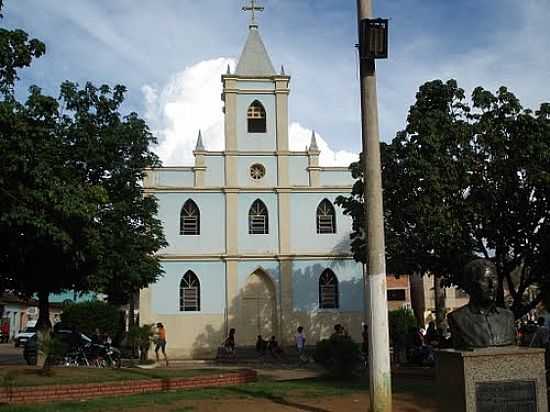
[155,322,169,366]
[295,326,306,364]
[361,324,369,355]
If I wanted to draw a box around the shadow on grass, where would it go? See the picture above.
[224,386,332,412]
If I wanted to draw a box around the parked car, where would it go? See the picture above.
[14,325,37,348]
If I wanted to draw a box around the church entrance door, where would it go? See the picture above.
[239,270,277,345]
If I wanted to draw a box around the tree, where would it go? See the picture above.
[56,81,167,307]
[0,0,45,98]
[337,79,550,319]
[0,5,166,329]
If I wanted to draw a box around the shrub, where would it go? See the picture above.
[313,335,361,379]
[388,307,417,348]
[127,324,154,361]
[61,301,120,338]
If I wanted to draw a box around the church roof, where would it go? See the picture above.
[235,27,275,76]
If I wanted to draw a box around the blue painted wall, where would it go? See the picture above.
[288,156,309,186]
[158,170,194,187]
[292,260,364,312]
[235,90,277,151]
[319,170,355,186]
[237,156,278,187]
[237,193,279,254]
[237,260,280,290]
[152,261,226,315]
[289,193,352,253]
[204,156,225,187]
[156,192,226,255]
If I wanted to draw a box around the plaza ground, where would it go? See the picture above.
[0,375,436,412]
[0,343,436,411]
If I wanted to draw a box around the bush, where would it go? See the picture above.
[388,307,417,348]
[313,335,361,379]
[61,301,120,338]
[127,324,154,361]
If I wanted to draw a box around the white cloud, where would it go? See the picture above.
[143,58,233,166]
[143,59,357,167]
[288,123,358,167]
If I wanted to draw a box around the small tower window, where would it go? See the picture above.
[247,100,266,133]
[317,199,336,234]
[180,200,200,235]
[319,269,339,309]
[249,199,269,234]
[180,271,200,311]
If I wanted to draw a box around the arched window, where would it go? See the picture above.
[249,199,269,234]
[247,100,266,133]
[180,200,200,235]
[317,199,336,234]
[319,269,339,309]
[180,271,200,311]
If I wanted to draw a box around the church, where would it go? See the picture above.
[139,8,409,359]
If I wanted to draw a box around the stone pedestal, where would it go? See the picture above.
[436,347,548,412]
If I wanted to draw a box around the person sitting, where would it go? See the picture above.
[256,335,267,357]
[267,336,284,359]
[330,324,345,340]
[425,321,439,347]
[530,317,550,348]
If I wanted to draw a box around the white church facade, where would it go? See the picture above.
[139,20,369,358]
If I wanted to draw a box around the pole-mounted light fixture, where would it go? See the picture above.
[359,18,389,59]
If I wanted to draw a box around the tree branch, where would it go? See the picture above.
[504,270,517,300]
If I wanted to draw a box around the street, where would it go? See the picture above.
[0,342,26,365]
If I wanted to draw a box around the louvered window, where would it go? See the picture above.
[319,270,339,309]
[249,199,269,234]
[247,100,266,133]
[180,271,200,311]
[317,199,336,234]
[180,200,200,235]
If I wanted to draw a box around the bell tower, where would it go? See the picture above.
[221,3,290,186]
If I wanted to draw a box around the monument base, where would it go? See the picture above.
[436,346,548,412]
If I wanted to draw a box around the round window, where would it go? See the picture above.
[250,164,266,180]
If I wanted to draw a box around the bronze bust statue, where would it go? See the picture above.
[448,259,515,349]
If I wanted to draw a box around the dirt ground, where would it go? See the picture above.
[130,393,437,412]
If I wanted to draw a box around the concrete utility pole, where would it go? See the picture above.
[356,1,392,411]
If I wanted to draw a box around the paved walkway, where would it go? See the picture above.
[163,359,324,381]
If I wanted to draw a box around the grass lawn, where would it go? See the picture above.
[0,376,436,412]
[0,367,235,388]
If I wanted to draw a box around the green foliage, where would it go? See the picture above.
[38,333,66,372]
[0,6,166,325]
[128,324,154,361]
[388,308,417,347]
[337,79,550,318]
[313,335,361,379]
[0,3,46,97]
[60,301,120,338]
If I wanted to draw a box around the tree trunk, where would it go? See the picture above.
[434,276,446,330]
[409,272,426,327]
[128,293,135,329]
[36,290,51,332]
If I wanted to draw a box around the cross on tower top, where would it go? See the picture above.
[242,0,264,29]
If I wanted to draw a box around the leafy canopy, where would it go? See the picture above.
[337,79,550,318]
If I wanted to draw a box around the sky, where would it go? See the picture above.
[3,0,550,166]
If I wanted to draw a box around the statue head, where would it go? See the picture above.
[462,259,497,306]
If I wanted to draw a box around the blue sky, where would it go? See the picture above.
[3,0,549,165]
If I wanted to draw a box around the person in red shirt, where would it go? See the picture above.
[1,321,9,343]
